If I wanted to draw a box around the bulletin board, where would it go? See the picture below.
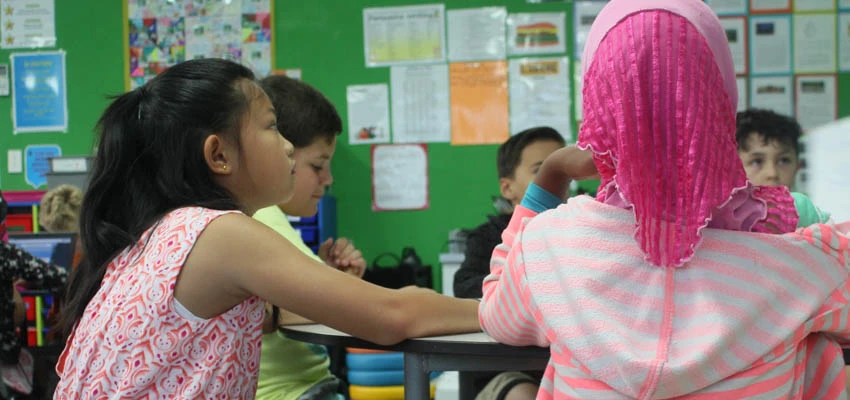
[122,0,275,90]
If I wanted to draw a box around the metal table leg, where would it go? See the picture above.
[404,353,431,400]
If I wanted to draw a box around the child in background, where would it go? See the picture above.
[39,184,84,271]
[736,108,801,188]
[0,191,67,395]
[253,75,366,400]
[736,109,831,226]
[54,59,480,399]
[480,1,850,398]
[453,127,563,400]
[453,127,564,300]
[39,185,83,234]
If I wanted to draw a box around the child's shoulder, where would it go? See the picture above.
[147,206,245,241]
[794,221,849,256]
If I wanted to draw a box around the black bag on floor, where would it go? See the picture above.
[362,247,432,289]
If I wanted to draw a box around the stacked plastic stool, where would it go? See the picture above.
[346,348,438,400]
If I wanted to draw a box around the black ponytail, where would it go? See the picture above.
[59,59,255,334]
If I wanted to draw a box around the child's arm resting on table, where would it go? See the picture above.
[176,214,481,346]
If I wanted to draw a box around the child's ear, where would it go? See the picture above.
[499,177,517,204]
[203,134,234,175]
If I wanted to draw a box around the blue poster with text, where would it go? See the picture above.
[11,52,68,133]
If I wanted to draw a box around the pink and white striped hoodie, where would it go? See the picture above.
[480,199,850,399]
[480,0,850,398]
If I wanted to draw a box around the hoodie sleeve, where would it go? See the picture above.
[799,222,850,344]
[479,205,549,347]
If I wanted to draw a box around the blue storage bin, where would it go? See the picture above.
[288,215,318,224]
[348,370,441,387]
[346,353,403,371]
[295,226,319,244]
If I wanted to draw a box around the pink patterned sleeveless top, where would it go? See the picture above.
[55,207,265,399]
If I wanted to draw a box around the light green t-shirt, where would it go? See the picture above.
[792,192,831,228]
[253,206,332,400]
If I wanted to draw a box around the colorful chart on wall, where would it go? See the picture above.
[124,0,274,90]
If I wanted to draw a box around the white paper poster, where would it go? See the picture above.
[0,64,8,96]
[736,77,748,111]
[363,4,446,67]
[390,64,451,143]
[707,0,748,15]
[372,144,429,211]
[574,60,584,121]
[506,12,567,56]
[509,57,572,140]
[347,84,391,145]
[840,13,850,71]
[447,7,506,62]
[573,1,607,59]
[750,75,793,116]
[794,14,837,73]
[721,17,748,75]
[795,75,837,132]
[750,0,791,12]
[805,118,850,223]
[795,0,836,12]
[0,0,56,49]
[749,16,792,75]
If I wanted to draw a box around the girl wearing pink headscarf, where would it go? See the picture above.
[478,0,850,398]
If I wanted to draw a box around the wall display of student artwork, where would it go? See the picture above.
[124,0,273,89]
[506,12,566,56]
[709,3,843,131]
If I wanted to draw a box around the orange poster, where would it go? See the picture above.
[449,61,509,145]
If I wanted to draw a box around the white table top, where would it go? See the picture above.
[281,324,551,358]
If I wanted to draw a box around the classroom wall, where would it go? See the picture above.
[1,1,850,289]
[0,2,125,180]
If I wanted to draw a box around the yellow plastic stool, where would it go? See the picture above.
[348,384,436,400]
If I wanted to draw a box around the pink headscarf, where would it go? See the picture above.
[577,0,796,267]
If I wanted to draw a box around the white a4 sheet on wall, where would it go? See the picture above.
[793,14,836,73]
[707,0,747,15]
[362,4,447,67]
[446,7,506,62]
[795,0,836,12]
[508,57,571,140]
[0,0,56,49]
[573,1,607,60]
[749,15,791,75]
[506,12,566,56]
[390,64,451,143]
[839,13,850,72]
[720,17,748,75]
[371,144,429,211]
[795,75,837,132]
[347,84,391,145]
[750,75,793,117]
